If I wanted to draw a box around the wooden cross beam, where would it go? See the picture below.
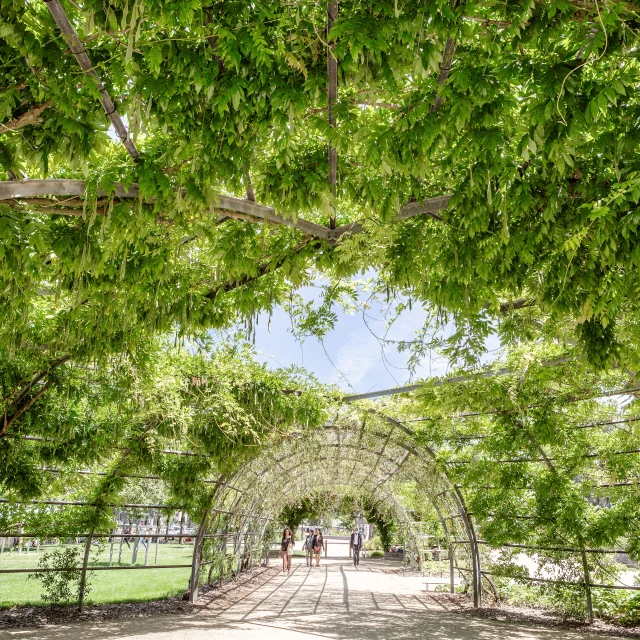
[327,0,339,230]
[0,180,452,244]
[0,179,332,241]
[43,0,140,161]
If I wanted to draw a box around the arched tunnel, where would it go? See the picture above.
[195,407,482,606]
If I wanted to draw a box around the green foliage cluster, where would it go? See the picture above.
[277,491,371,533]
[413,362,640,553]
[29,547,86,605]
[363,534,382,551]
[1,0,640,620]
[495,577,640,625]
[0,338,331,536]
[0,0,639,371]
[594,589,640,627]
[362,496,396,552]
[278,497,319,535]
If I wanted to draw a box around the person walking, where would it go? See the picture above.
[303,528,314,567]
[312,528,323,567]
[350,527,363,566]
[281,527,294,573]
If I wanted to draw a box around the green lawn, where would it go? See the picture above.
[0,541,195,608]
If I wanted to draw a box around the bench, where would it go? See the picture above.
[423,577,455,591]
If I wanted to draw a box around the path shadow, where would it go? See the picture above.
[0,561,616,640]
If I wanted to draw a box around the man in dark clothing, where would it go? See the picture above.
[303,528,314,566]
[350,528,363,566]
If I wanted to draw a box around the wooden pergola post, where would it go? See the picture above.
[188,512,209,604]
[78,531,94,610]
[327,0,338,230]
[449,545,455,593]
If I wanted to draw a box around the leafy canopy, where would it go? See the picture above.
[0,0,639,367]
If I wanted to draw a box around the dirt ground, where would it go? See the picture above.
[1,557,638,640]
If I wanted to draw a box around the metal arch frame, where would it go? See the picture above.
[200,455,413,574]
[372,411,483,606]
[249,462,416,542]
[194,469,260,596]
[218,444,421,531]
[323,421,476,548]
[223,427,462,533]
[205,424,481,604]
[214,449,469,582]
[189,475,227,603]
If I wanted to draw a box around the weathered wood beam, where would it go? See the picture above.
[215,195,331,239]
[244,167,256,202]
[330,194,452,240]
[0,179,137,200]
[0,180,453,244]
[430,38,457,114]
[497,298,536,314]
[0,179,331,241]
[327,0,338,230]
[43,0,140,161]
[0,101,52,133]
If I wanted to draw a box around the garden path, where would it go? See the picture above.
[0,557,619,640]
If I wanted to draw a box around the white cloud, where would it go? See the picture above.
[326,306,453,390]
[328,328,382,388]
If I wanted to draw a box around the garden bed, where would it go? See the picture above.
[0,565,276,630]
[416,592,640,638]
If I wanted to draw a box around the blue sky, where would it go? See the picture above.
[242,283,495,395]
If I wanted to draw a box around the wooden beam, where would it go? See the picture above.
[0,180,331,241]
[0,180,452,243]
[0,179,138,200]
[430,38,457,114]
[216,195,331,240]
[396,194,452,221]
[43,0,140,161]
[0,101,51,133]
[327,0,338,230]
[330,194,453,240]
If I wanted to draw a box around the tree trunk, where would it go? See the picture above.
[78,532,93,610]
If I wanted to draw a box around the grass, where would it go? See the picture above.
[0,541,195,608]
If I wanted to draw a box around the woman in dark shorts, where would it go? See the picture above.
[312,527,323,567]
[281,527,294,573]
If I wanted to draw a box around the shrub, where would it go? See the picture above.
[619,593,640,627]
[594,590,640,627]
[364,535,382,551]
[29,547,87,605]
[369,550,384,558]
